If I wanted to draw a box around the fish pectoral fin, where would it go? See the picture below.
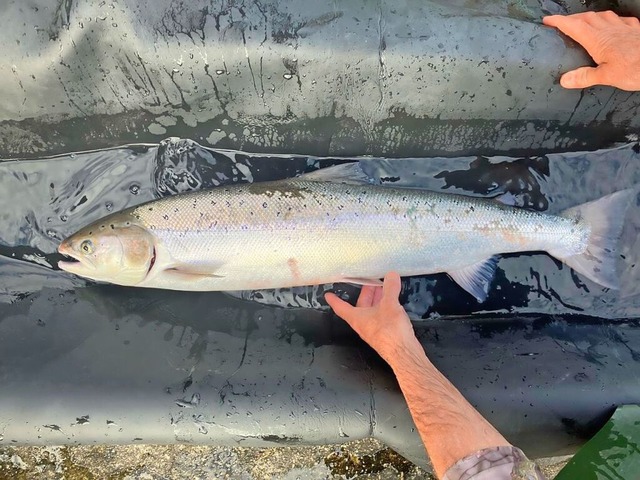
[447,256,499,303]
[342,277,384,286]
[297,162,373,185]
[163,262,225,281]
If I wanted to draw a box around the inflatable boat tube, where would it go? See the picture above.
[2,0,640,472]
[0,0,639,159]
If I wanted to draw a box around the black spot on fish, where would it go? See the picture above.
[148,207,153,211]
[163,214,169,220]
[263,202,268,208]
[110,224,115,229]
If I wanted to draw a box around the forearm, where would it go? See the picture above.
[388,336,511,479]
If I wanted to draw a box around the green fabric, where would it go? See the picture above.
[555,405,640,480]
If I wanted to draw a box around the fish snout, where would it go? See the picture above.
[58,238,72,255]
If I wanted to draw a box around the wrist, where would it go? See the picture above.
[385,335,432,373]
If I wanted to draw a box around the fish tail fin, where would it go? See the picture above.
[552,189,634,289]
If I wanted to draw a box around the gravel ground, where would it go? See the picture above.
[0,440,569,479]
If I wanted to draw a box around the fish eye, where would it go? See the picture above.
[80,240,94,254]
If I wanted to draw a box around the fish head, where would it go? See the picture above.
[58,214,156,286]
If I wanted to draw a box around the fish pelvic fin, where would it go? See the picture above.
[448,256,499,303]
[552,189,635,289]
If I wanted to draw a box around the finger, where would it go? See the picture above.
[548,11,617,28]
[356,285,378,308]
[382,272,402,303]
[620,16,640,27]
[542,15,565,27]
[560,65,606,89]
[596,10,626,26]
[325,292,359,323]
[373,285,385,305]
[542,15,597,51]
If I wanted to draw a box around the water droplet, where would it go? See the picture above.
[105,202,113,211]
[112,22,118,27]
[60,214,68,222]
[129,184,140,195]
[215,69,225,75]
[283,73,293,80]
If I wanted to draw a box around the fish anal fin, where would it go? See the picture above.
[342,277,384,286]
[447,256,499,303]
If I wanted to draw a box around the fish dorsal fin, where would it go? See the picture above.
[447,256,499,303]
[298,162,373,185]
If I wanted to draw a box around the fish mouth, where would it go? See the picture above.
[57,242,95,274]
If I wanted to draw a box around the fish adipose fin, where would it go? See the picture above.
[448,256,499,303]
[551,189,635,289]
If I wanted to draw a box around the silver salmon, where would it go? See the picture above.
[58,164,632,302]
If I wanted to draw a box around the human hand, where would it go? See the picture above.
[543,11,640,91]
[325,272,418,364]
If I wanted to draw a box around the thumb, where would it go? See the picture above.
[382,272,402,303]
[325,292,359,323]
[560,66,607,89]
